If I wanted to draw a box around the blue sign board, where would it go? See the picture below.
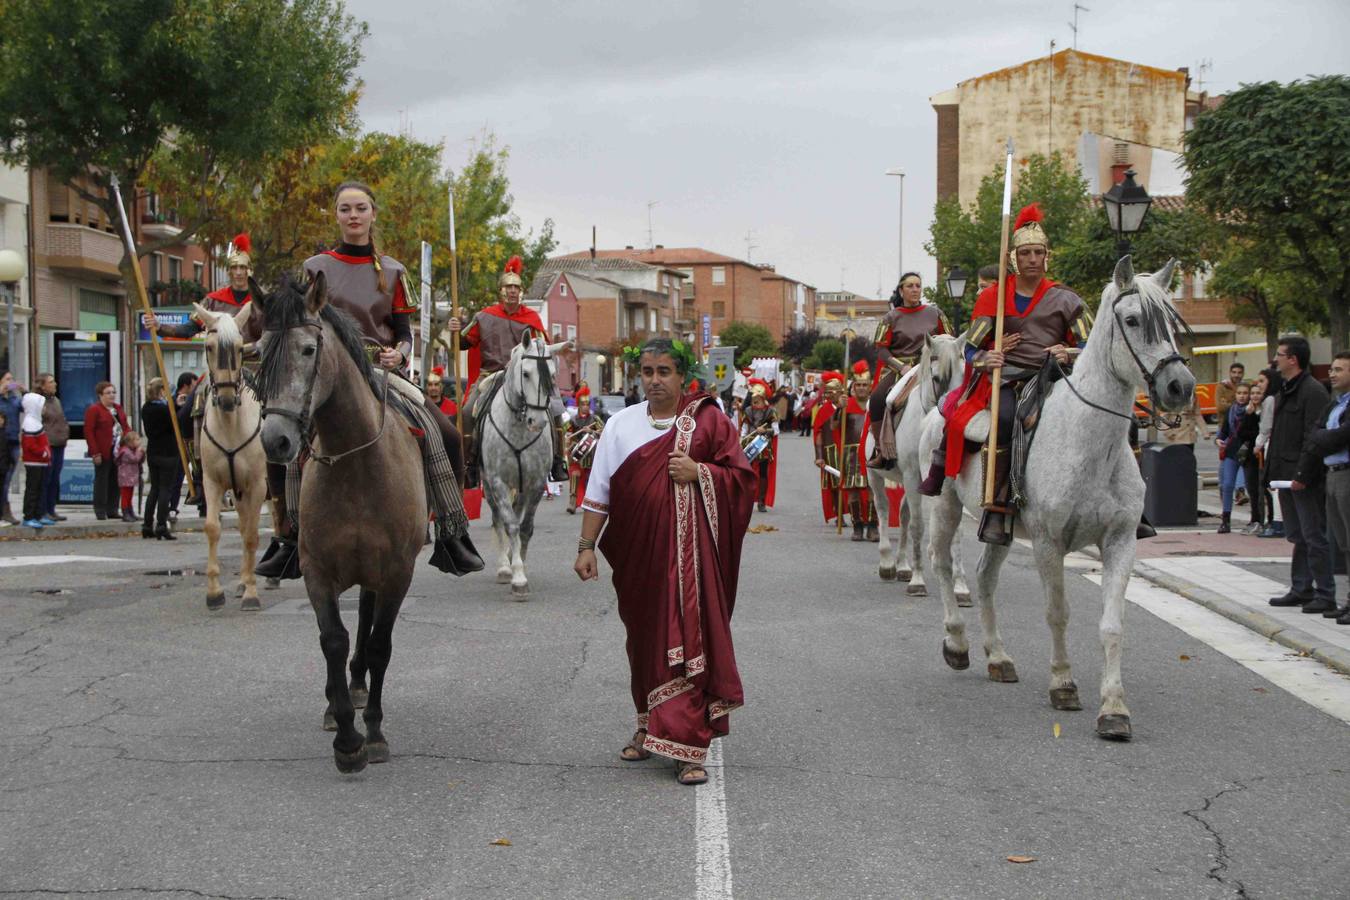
[136,310,202,343]
[60,457,95,504]
[54,335,110,427]
[702,314,712,349]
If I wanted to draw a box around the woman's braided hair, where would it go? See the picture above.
[333,181,387,295]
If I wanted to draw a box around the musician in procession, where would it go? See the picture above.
[256,180,483,579]
[573,338,754,786]
[917,203,1090,545]
[424,366,458,417]
[446,257,570,485]
[813,364,878,541]
[738,378,778,513]
[564,383,601,513]
[866,272,952,469]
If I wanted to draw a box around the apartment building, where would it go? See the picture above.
[523,269,580,392]
[0,164,32,383]
[814,290,890,339]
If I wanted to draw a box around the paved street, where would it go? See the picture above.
[3,433,1348,899]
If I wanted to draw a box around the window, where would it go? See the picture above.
[660,273,667,289]
[1192,267,1210,299]
[78,289,119,330]
[567,325,577,341]
[712,301,726,318]
[193,262,204,283]
[551,323,562,339]
[560,282,568,297]
[648,309,657,332]
[711,266,726,285]
[149,253,163,283]
[169,256,182,282]
[661,316,671,333]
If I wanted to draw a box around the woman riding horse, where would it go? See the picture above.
[256,180,483,579]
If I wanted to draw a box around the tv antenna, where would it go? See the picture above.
[744,229,758,262]
[1197,58,1213,93]
[646,200,659,249]
[1068,3,1090,50]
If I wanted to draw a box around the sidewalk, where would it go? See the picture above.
[0,497,270,541]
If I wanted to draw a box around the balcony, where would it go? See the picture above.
[44,223,122,279]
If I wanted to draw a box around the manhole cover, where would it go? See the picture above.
[32,588,71,595]
[143,569,199,577]
[1166,550,1236,557]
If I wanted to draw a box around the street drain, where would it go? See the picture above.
[143,569,199,577]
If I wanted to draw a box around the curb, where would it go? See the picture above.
[1132,559,1350,678]
[0,511,272,543]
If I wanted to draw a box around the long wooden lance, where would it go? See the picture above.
[836,400,846,535]
[108,174,195,501]
[448,185,463,435]
[983,138,1015,508]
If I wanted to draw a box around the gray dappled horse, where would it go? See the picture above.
[256,273,425,774]
[867,333,970,602]
[919,257,1195,741]
[478,333,570,598]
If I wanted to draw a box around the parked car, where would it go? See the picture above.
[596,394,628,420]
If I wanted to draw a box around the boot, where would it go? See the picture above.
[255,538,301,580]
[429,531,485,575]
[866,422,893,470]
[550,454,569,483]
[1,503,18,525]
[155,524,178,541]
[1136,515,1157,540]
[977,447,1015,546]
[918,444,947,496]
[258,536,282,566]
[866,522,879,542]
[1217,512,1231,534]
[851,520,865,542]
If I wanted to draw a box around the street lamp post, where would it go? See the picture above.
[1101,168,1153,257]
[945,267,968,304]
[885,168,905,280]
[595,354,608,393]
[840,327,856,377]
[0,249,27,378]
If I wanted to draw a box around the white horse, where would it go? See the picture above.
[193,302,270,612]
[867,333,970,602]
[478,333,569,598]
[920,257,1194,741]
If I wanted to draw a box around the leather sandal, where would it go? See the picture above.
[619,730,651,762]
[676,762,708,785]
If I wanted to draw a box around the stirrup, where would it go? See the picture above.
[255,539,301,580]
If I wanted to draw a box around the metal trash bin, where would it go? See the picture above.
[1140,442,1197,527]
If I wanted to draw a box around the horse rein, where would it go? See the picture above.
[488,340,556,489]
[259,317,391,467]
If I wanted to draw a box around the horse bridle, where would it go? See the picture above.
[260,317,390,467]
[505,342,555,419]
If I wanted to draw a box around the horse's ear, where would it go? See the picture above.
[248,277,267,311]
[305,271,328,315]
[520,330,533,349]
[1112,255,1136,296]
[1152,258,1178,291]
[232,302,254,335]
[191,302,217,328]
[924,334,934,352]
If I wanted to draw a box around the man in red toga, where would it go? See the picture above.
[447,256,569,483]
[573,338,755,786]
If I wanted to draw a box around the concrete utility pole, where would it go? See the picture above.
[885,168,904,281]
[646,201,659,250]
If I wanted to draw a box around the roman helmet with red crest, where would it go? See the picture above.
[748,377,770,403]
[849,359,872,389]
[499,254,524,291]
[1008,203,1049,275]
[226,233,252,272]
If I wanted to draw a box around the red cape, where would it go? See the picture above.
[466,303,546,388]
[204,285,247,307]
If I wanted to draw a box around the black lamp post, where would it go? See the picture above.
[1101,168,1153,257]
[945,267,968,303]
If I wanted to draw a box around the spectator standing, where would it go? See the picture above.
[1255,368,1283,537]
[1236,379,1266,534]
[114,432,145,522]
[0,406,8,525]
[36,373,69,521]
[1266,336,1335,613]
[1214,381,1251,533]
[1215,362,1246,420]
[0,370,23,523]
[1304,350,1350,624]
[19,391,51,528]
[171,372,200,521]
[140,377,180,540]
[82,381,128,520]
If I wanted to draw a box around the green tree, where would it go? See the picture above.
[779,327,820,364]
[717,320,779,368]
[0,0,366,272]
[803,338,844,372]
[1183,76,1350,349]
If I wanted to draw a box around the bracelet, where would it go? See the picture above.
[577,537,596,552]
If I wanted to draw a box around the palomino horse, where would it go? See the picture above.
[193,303,268,612]
[920,257,1194,740]
[477,333,569,598]
[866,333,970,603]
[256,273,425,773]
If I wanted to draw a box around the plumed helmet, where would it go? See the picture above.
[748,377,769,399]
[851,359,872,385]
[499,255,524,289]
[1009,203,1049,275]
[226,233,252,270]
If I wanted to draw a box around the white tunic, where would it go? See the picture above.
[581,401,672,515]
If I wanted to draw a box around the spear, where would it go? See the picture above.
[108,174,195,502]
[448,184,463,435]
[983,138,1015,508]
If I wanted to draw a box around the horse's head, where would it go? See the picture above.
[192,301,250,413]
[506,332,558,415]
[256,272,336,463]
[1099,256,1195,412]
[920,332,965,410]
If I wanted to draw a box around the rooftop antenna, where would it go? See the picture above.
[840,265,847,291]
[1197,58,1213,93]
[744,229,758,263]
[1068,3,1089,50]
[646,200,659,250]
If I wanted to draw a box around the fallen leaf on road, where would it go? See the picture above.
[1252,687,1268,693]
[490,838,512,846]
[1179,654,1191,661]
[1052,723,1061,739]
[1006,855,1036,864]
[746,525,778,534]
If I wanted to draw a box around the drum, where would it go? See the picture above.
[570,430,599,466]
[743,433,770,462]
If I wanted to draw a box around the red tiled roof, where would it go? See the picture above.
[557,247,749,267]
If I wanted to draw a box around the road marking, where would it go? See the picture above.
[1084,574,1350,725]
[0,555,125,568]
[695,740,734,899]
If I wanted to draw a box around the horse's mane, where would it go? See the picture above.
[256,272,380,402]
[211,308,241,347]
[1108,269,1194,346]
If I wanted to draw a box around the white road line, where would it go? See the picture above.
[1085,574,1350,725]
[695,740,734,900]
[0,555,126,568]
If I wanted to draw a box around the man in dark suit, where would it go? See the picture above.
[1304,350,1350,624]
[1267,336,1336,613]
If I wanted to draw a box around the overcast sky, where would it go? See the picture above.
[347,0,1348,299]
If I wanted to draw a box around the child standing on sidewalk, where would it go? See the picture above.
[115,432,145,523]
[19,392,51,529]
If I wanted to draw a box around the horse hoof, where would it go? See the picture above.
[879,566,897,582]
[349,685,368,709]
[264,577,280,590]
[905,582,926,596]
[956,595,973,608]
[322,710,337,732]
[897,568,913,583]
[235,583,245,598]
[366,740,390,764]
[334,742,368,774]
[205,591,226,611]
[987,660,1020,683]
[511,584,530,600]
[942,642,970,670]
[496,568,512,584]
[240,596,261,612]
[1049,685,1083,710]
[1096,714,1133,741]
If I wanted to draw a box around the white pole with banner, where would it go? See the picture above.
[419,240,433,380]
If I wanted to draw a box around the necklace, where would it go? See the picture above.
[648,409,677,430]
